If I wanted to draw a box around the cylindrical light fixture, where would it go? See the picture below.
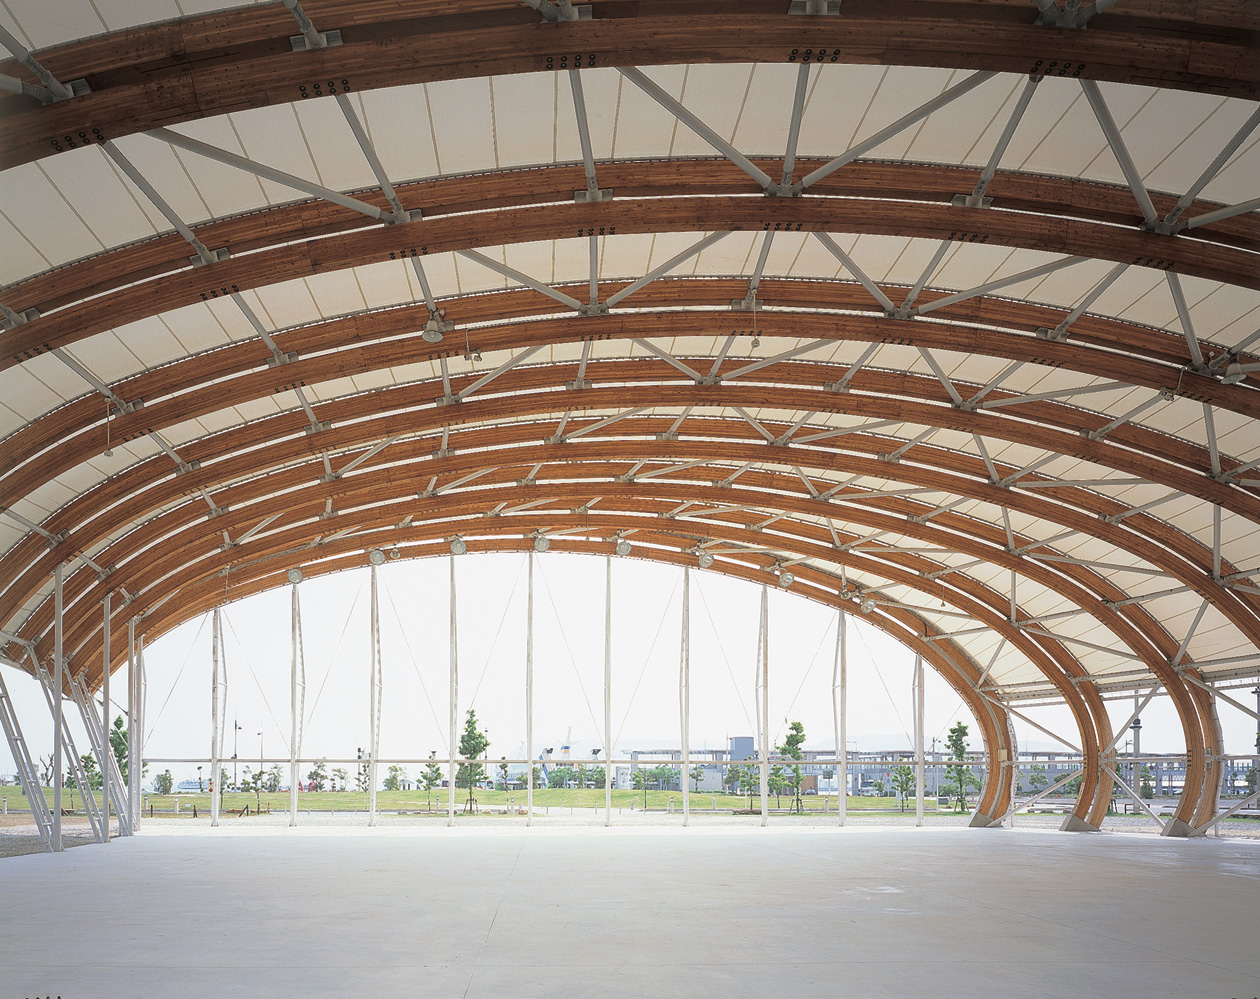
[615,539,631,557]
[777,572,794,588]
[368,549,387,566]
[286,568,304,584]
[534,536,550,553]
[861,597,876,613]
[450,538,467,556]
[697,551,714,569]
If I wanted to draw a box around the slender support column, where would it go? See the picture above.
[758,585,769,827]
[290,583,301,827]
[135,630,145,831]
[127,617,138,833]
[834,609,847,826]
[603,555,612,827]
[369,566,381,826]
[102,592,111,840]
[448,556,458,827]
[526,553,535,827]
[915,654,925,827]
[211,607,220,827]
[680,567,691,827]
[52,563,64,852]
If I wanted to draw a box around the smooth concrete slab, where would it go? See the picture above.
[3,825,1258,998]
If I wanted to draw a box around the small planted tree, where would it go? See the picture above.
[154,769,174,795]
[383,764,407,791]
[422,753,444,810]
[307,759,328,792]
[890,764,916,812]
[498,758,509,790]
[331,767,349,792]
[1028,764,1049,792]
[779,720,806,813]
[690,764,705,792]
[632,768,649,808]
[945,721,972,812]
[457,710,490,812]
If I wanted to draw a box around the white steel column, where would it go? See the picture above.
[758,585,769,828]
[52,562,63,852]
[834,609,847,826]
[290,582,301,827]
[448,556,458,827]
[915,654,925,827]
[526,552,535,827]
[211,607,221,827]
[127,617,138,832]
[680,566,691,827]
[136,630,145,830]
[101,592,111,841]
[369,566,381,826]
[603,555,612,827]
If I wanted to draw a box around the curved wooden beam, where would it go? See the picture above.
[6,190,1259,373]
[5,159,1256,318]
[1,1,1257,171]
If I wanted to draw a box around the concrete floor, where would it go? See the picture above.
[3,826,1258,998]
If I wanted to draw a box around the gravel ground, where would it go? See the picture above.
[3,808,1254,857]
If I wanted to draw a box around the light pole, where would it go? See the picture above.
[197,765,203,793]
[258,729,264,787]
[232,718,241,789]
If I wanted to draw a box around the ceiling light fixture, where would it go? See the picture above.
[778,571,794,588]
[697,551,714,569]
[368,549,387,566]
[450,538,467,556]
[861,597,876,613]
[615,538,632,556]
[534,536,550,553]
[286,568,303,584]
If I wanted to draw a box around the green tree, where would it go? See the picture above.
[1028,764,1049,792]
[723,765,742,796]
[109,715,128,782]
[632,767,650,807]
[945,721,972,812]
[355,757,371,793]
[1139,764,1154,800]
[239,766,263,809]
[779,720,806,813]
[306,759,328,792]
[266,764,284,793]
[890,764,916,811]
[1245,766,1257,795]
[154,769,174,795]
[383,764,407,791]
[738,765,760,808]
[690,764,705,791]
[331,766,349,792]
[457,709,490,812]
[769,765,788,808]
[498,757,509,790]
[548,765,578,789]
[422,752,444,810]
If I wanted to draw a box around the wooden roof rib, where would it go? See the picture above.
[1,0,1257,832]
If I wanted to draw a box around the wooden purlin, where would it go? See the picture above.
[1,0,1257,170]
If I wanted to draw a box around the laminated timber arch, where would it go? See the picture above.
[1,0,1257,836]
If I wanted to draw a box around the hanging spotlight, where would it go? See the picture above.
[368,549,387,566]
[534,535,550,553]
[615,538,632,557]
[778,571,794,588]
[286,568,304,584]
[860,597,876,613]
[1221,361,1245,386]
[697,551,714,569]
[450,537,467,556]
[388,547,402,560]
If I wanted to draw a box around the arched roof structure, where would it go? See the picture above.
[1,0,1257,834]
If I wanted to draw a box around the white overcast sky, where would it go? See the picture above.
[3,552,1254,785]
